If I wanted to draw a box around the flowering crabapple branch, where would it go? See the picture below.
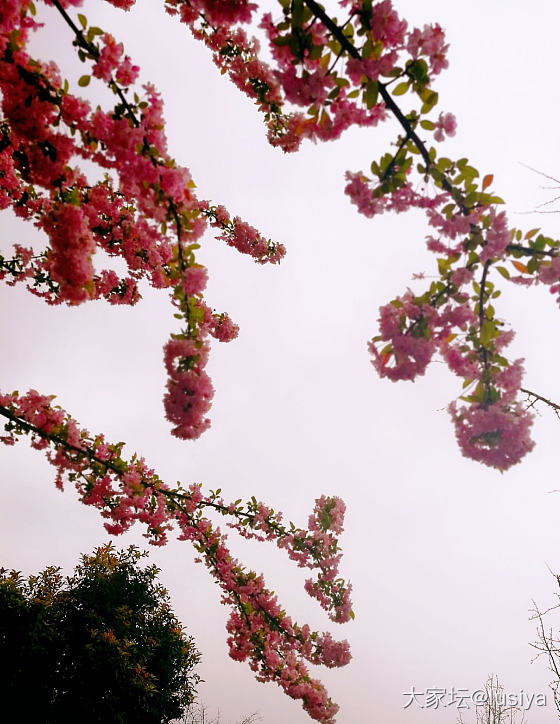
[50,0,138,125]
[0,395,352,622]
[0,0,284,442]
[0,2,355,720]
[0,388,352,722]
[157,0,560,469]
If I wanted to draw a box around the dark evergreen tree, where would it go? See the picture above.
[0,544,200,723]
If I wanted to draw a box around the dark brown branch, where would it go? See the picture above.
[506,244,557,257]
[478,259,491,383]
[0,404,126,473]
[50,0,140,129]
[51,0,199,334]
[0,406,308,644]
[381,131,411,181]
[0,405,288,535]
[302,0,466,211]
[521,388,560,418]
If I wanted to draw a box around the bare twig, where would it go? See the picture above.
[521,388,560,420]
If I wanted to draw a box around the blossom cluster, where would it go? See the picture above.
[0,0,284,439]
[0,389,352,722]
[141,0,560,469]
[0,2,358,720]
[202,203,286,264]
[159,0,454,152]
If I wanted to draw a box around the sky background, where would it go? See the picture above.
[2,1,560,722]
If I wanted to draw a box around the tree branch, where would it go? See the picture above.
[50,0,140,129]
[521,387,560,418]
[301,0,466,210]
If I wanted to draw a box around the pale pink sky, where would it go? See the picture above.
[2,1,560,722]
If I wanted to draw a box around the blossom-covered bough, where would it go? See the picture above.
[1,0,559,720]
[0,0,348,720]
[0,389,351,721]
[161,0,560,471]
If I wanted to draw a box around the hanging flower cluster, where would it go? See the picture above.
[0,3,348,719]
[0,0,284,440]
[150,0,560,470]
[4,0,560,720]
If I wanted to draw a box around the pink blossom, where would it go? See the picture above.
[181,265,208,296]
[278,67,333,107]
[434,112,457,142]
[346,52,398,85]
[344,171,384,217]
[407,23,449,74]
[449,401,534,470]
[163,338,214,439]
[369,0,407,45]
[92,34,123,82]
[115,55,139,86]
[105,0,136,9]
[481,208,510,263]
[209,312,239,342]
[369,295,436,381]
[441,344,479,380]
[451,267,474,286]
[313,633,351,668]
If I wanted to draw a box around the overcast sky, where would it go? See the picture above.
[2,1,560,722]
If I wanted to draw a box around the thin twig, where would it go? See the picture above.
[521,387,560,418]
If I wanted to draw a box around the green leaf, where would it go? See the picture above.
[364,80,378,108]
[480,320,496,346]
[534,234,546,251]
[77,13,87,28]
[400,156,413,172]
[328,39,342,55]
[292,0,304,28]
[362,39,373,60]
[407,59,429,85]
[308,44,323,60]
[496,266,510,280]
[420,119,435,130]
[420,90,438,114]
[382,66,403,78]
[78,75,90,87]
[392,81,409,96]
